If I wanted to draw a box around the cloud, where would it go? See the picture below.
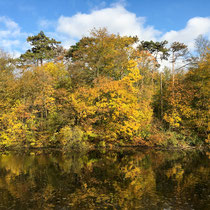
[39,19,52,28]
[87,0,107,10]
[0,16,20,37]
[56,4,161,46]
[39,19,56,30]
[1,3,210,59]
[0,16,28,56]
[161,17,210,50]
[18,5,36,14]
[55,4,210,52]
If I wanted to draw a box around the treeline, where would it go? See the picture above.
[0,28,209,149]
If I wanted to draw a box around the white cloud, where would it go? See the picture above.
[0,16,28,56]
[162,17,210,50]
[39,19,52,28]
[55,4,210,52]
[0,16,19,29]
[1,3,210,60]
[1,39,20,48]
[56,4,161,44]
[0,16,20,37]
[88,0,107,10]
[39,19,56,29]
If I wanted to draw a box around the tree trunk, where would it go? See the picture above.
[172,52,175,98]
[160,72,163,120]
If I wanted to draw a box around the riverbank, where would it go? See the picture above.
[0,141,207,153]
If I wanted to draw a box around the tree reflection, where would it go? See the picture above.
[0,149,209,209]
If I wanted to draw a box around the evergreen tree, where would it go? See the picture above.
[20,31,61,66]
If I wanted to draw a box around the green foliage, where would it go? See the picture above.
[138,40,169,61]
[20,31,61,66]
[59,126,88,150]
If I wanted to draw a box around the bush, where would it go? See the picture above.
[59,126,88,150]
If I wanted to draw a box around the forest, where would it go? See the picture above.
[0,28,209,150]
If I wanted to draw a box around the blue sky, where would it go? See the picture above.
[0,0,210,56]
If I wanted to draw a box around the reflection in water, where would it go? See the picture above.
[0,149,209,209]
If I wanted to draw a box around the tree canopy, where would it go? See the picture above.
[20,31,61,66]
[0,29,209,149]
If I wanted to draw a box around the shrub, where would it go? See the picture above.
[59,126,88,150]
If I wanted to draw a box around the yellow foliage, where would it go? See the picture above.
[0,101,35,146]
[71,61,152,142]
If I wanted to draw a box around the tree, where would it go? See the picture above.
[71,60,152,142]
[162,49,209,143]
[170,42,188,94]
[67,28,138,86]
[152,67,171,120]
[0,49,16,112]
[138,40,169,63]
[184,51,210,140]
[20,31,61,66]
[194,35,210,60]
[137,41,169,119]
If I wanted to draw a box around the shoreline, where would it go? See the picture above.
[0,143,206,153]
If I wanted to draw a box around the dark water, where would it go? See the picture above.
[0,149,209,210]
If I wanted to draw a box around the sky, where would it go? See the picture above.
[0,0,210,57]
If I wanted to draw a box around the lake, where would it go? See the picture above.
[0,149,209,209]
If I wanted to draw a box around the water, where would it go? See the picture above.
[0,149,209,209]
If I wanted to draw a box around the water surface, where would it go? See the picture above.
[0,149,209,209]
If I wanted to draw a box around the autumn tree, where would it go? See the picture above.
[1,27,209,148]
[137,40,170,119]
[170,42,188,93]
[194,35,210,60]
[71,60,152,143]
[0,50,16,113]
[184,51,210,141]
[162,45,209,144]
[67,28,138,86]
